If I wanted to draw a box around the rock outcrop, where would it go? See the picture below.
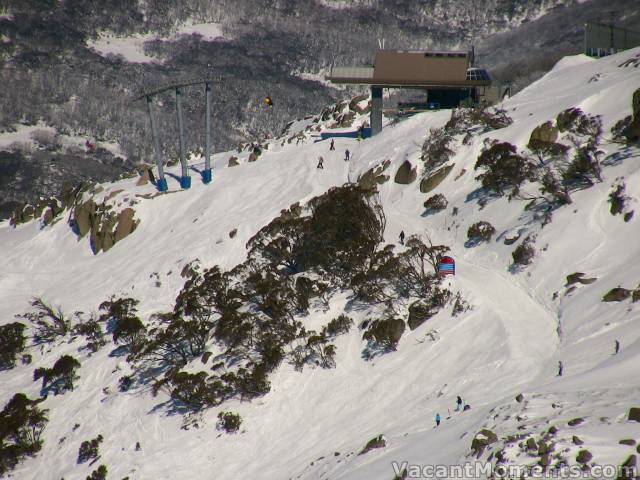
[420,164,453,193]
[72,200,139,254]
[394,160,417,184]
[528,121,559,145]
[602,288,631,302]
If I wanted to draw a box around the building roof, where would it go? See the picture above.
[327,50,491,87]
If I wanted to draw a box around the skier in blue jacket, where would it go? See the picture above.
[435,413,441,427]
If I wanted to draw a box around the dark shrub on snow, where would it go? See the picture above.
[0,322,27,370]
[217,411,242,433]
[467,221,496,244]
[423,193,448,212]
[0,393,48,476]
[77,434,103,464]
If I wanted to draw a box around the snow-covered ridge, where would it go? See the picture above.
[0,48,639,479]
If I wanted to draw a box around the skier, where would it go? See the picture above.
[558,360,563,377]
[344,149,350,162]
[455,396,463,412]
[614,339,620,355]
[399,230,405,245]
[330,139,335,151]
[317,156,324,169]
[435,413,441,427]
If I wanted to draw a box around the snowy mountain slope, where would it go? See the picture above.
[1,48,639,480]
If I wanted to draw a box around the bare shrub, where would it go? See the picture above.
[17,298,70,344]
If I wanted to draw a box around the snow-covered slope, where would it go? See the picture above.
[1,48,639,480]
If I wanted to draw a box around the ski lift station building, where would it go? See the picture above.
[326,49,492,136]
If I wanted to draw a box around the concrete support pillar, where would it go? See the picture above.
[202,82,212,184]
[146,95,167,192]
[175,87,191,189]
[370,86,383,136]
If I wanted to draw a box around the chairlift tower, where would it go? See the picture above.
[134,77,218,191]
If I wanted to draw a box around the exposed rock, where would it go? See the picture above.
[73,199,97,237]
[516,393,524,403]
[359,434,386,455]
[619,439,637,446]
[334,111,356,128]
[538,440,550,455]
[105,189,124,201]
[228,156,239,167]
[628,407,640,422]
[407,301,436,330]
[566,272,597,286]
[526,437,538,451]
[623,88,640,143]
[572,436,584,445]
[201,351,212,364]
[603,288,632,302]
[568,418,584,427]
[394,160,417,185]
[471,429,498,458]
[576,450,592,464]
[548,426,558,435]
[504,232,521,245]
[114,208,137,243]
[420,164,453,193]
[358,160,391,191]
[349,94,370,114]
[633,289,640,303]
[539,453,551,467]
[363,318,406,349]
[248,152,258,162]
[529,121,559,145]
[229,228,238,238]
[42,207,54,226]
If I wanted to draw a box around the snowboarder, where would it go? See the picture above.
[435,413,441,427]
[455,396,463,412]
[614,339,620,355]
[399,230,405,245]
[317,156,324,169]
[558,360,563,377]
[330,139,335,151]
[344,149,350,162]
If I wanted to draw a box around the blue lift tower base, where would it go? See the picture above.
[202,169,212,184]
[157,178,168,192]
[180,176,191,189]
